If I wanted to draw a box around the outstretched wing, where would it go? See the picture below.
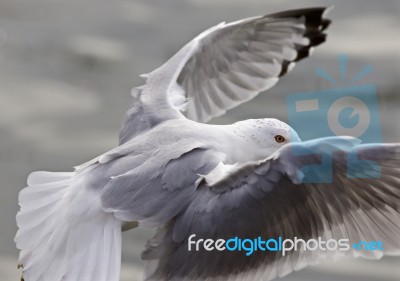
[143,137,400,281]
[174,7,331,123]
[119,7,331,143]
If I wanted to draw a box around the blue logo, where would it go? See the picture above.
[286,54,382,183]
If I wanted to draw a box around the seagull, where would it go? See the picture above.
[15,6,400,281]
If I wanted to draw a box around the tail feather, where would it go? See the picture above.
[15,171,122,281]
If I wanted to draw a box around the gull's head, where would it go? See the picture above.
[233,118,301,157]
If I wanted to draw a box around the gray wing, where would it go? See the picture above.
[119,7,331,143]
[142,137,400,281]
[99,141,225,228]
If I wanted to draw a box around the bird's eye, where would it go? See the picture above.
[274,135,286,143]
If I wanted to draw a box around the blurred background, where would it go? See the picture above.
[0,0,399,280]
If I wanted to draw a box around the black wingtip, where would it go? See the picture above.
[270,7,333,77]
[267,6,332,21]
[321,19,332,31]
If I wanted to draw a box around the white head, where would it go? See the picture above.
[233,118,301,158]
